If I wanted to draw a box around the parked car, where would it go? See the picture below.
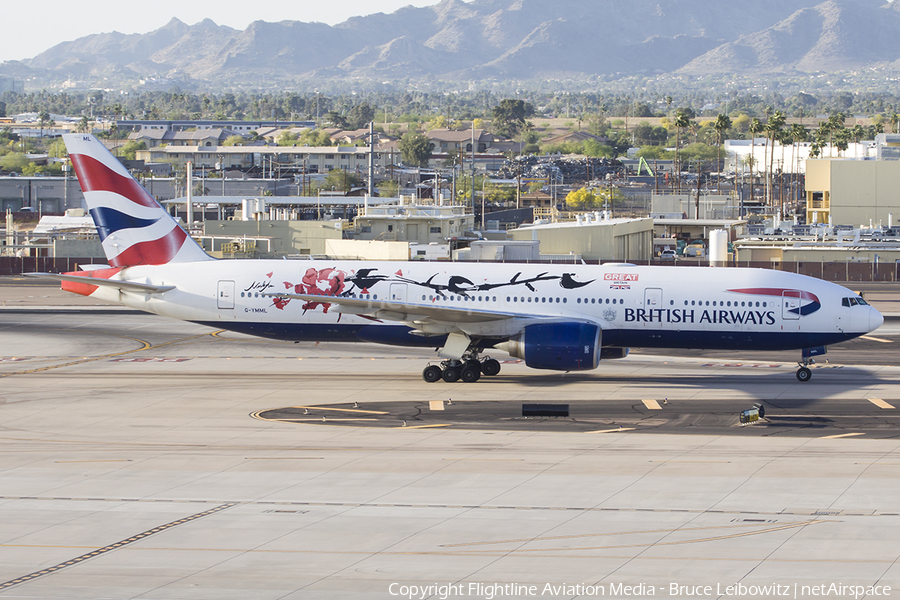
[660,249,676,261]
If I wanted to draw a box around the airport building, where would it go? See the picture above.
[135,144,395,175]
[508,216,654,262]
[805,158,900,227]
[353,198,474,244]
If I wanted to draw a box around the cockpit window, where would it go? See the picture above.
[856,297,868,306]
[842,298,851,307]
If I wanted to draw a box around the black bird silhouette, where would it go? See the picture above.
[559,273,594,289]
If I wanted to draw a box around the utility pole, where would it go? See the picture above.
[368,121,375,198]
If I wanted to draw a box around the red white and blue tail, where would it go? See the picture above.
[63,133,212,267]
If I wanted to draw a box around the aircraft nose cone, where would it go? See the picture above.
[870,306,884,332]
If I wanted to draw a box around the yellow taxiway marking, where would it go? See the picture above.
[441,521,816,548]
[444,458,523,462]
[281,418,379,423]
[429,400,445,411]
[585,428,636,433]
[290,405,388,415]
[397,424,452,430]
[869,398,895,409]
[820,432,866,439]
[650,460,731,464]
[245,457,323,460]
[0,544,891,563]
[642,399,662,410]
[55,460,132,464]
[860,335,893,343]
[441,520,827,553]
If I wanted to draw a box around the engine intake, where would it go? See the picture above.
[500,322,601,371]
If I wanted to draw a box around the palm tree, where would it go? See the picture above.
[765,111,786,207]
[713,114,732,182]
[673,108,692,193]
[788,124,807,214]
[851,124,865,158]
[37,110,51,140]
[890,112,899,134]
[748,117,762,201]
[826,112,846,157]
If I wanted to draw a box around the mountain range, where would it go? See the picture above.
[5,0,900,86]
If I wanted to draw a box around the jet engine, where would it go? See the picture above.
[497,322,601,371]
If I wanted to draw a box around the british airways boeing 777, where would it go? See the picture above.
[32,134,884,383]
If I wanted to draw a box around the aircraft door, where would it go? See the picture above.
[390,283,408,305]
[643,287,663,328]
[217,280,235,309]
[782,290,801,321]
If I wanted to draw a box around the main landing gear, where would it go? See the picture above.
[422,354,502,384]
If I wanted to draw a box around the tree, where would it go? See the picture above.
[324,169,361,192]
[491,99,534,138]
[120,141,147,160]
[325,111,349,129]
[673,108,693,192]
[565,187,622,210]
[0,152,30,173]
[748,117,762,201]
[378,179,400,197]
[38,110,52,140]
[764,110,786,207]
[347,103,375,130]
[399,132,434,167]
[77,116,91,133]
[565,188,599,210]
[712,114,732,177]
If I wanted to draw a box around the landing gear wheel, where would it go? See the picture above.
[441,366,461,383]
[461,364,481,383]
[422,365,442,383]
[796,366,812,382]
[481,358,501,377]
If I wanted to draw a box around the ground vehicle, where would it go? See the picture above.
[660,249,676,260]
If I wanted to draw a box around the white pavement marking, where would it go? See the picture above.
[585,428,636,433]
[820,432,867,439]
[869,398,895,409]
[861,335,893,343]
[642,399,662,410]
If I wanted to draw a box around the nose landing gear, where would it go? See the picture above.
[796,346,826,382]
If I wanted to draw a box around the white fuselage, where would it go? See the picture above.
[81,260,882,352]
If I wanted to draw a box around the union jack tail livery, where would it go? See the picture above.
[63,134,212,267]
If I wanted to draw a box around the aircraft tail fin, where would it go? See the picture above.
[63,133,212,267]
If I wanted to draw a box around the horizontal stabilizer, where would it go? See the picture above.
[24,272,175,294]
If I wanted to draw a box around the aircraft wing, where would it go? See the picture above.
[24,272,175,294]
[262,291,521,324]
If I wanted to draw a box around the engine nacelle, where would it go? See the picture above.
[500,322,601,371]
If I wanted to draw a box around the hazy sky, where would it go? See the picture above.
[3,0,443,62]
